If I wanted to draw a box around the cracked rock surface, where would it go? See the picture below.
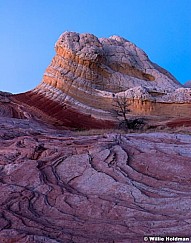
[1,116,191,242]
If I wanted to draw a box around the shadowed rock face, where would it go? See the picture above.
[0,116,191,242]
[184,80,191,88]
[10,31,191,129]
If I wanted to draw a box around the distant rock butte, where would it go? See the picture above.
[184,80,191,88]
[3,31,191,128]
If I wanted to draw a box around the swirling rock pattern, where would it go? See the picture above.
[0,115,191,242]
[1,31,191,243]
[12,31,191,129]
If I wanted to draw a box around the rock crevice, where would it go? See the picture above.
[1,117,191,242]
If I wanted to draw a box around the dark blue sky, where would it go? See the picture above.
[0,0,190,93]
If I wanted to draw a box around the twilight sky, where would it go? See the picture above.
[0,0,190,93]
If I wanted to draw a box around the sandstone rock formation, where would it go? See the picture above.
[10,31,191,129]
[1,115,191,242]
[1,31,191,242]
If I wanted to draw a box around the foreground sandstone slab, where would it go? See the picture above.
[0,116,191,242]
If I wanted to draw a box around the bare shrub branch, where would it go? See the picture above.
[112,93,130,125]
[112,93,146,130]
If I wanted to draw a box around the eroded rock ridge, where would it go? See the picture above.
[12,31,191,129]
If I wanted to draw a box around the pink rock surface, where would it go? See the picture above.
[0,31,191,242]
[0,115,191,242]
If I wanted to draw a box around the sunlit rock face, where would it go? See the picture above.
[12,31,191,129]
[42,31,181,93]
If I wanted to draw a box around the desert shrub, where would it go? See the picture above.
[119,117,146,130]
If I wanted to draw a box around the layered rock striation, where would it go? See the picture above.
[12,31,191,129]
[1,31,191,242]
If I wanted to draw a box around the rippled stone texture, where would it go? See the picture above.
[1,31,191,243]
[0,115,191,242]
